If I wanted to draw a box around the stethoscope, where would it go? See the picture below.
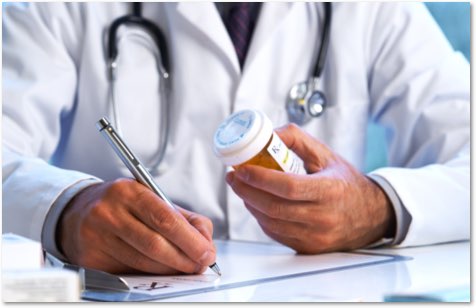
[106,2,331,171]
[286,2,332,125]
[107,3,170,173]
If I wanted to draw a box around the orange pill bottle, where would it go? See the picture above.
[213,109,306,174]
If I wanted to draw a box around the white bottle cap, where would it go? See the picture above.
[213,109,273,166]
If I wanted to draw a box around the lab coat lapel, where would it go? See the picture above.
[244,2,294,72]
[176,2,240,74]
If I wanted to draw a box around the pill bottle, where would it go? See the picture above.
[213,109,306,174]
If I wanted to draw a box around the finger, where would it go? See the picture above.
[109,238,209,275]
[244,202,313,239]
[228,167,332,202]
[246,208,311,253]
[179,207,214,242]
[248,208,333,255]
[227,172,315,222]
[239,179,341,232]
[129,188,216,267]
[275,123,333,171]
[77,246,137,274]
[102,209,204,274]
[99,232,200,275]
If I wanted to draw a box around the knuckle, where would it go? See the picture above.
[108,178,138,198]
[136,187,153,204]
[89,203,117,227]
[127,255,148,271]
[144,234,165,255]
[89,202,106,218]
[158,213,180,233]
[191,212,209,227]
[287,122,301,134]
[317,234,335,249]
[149,206,180,233]
[266,220,280,235]
[267,201,282,219]
[202,216,214,234]
[283,181,301,199]
[109,178,128,193]
[320,213,339,230]
[188,212,213,237]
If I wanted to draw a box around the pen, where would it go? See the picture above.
[96,117,221,276]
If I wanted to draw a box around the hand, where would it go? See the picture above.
[57,178,216,274]
[226,124,396,254]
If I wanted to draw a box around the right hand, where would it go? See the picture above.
[57,178,216,275]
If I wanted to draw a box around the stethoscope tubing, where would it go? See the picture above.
[105,2,331,171]
[313,2,332,78]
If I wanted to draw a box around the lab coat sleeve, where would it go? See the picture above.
[366,3,470,247]
[42,178,102,261]
[368,174,411,246]
[2,4,101,244]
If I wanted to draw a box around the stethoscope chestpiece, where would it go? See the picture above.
[307,90,326,117]
[286,77,327,126]
[286,3,331,126]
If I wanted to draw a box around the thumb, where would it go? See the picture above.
[275,123,333,172]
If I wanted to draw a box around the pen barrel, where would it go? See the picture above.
[134,164,176,209]
[96,117,176,211]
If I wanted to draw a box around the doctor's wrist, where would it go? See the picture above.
[56,182,103,259]
[42,178,102,262]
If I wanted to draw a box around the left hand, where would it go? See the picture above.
[226,123,396,254]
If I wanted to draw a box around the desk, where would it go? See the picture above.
[156,241,469,302]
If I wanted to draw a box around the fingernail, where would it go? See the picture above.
[225,172,234,185]
[199,250,210,265]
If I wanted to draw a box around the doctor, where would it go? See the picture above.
[3,2,469,275]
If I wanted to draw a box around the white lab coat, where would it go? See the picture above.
[3,3,469,249]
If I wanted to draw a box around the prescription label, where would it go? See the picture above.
[267,132,306,174]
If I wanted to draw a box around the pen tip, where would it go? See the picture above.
[210,263,222,276]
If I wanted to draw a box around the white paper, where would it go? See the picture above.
[119,240,397,298]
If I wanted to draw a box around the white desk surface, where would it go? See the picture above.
[156,240,470,302]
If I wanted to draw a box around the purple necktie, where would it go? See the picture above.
[225,3,256,68]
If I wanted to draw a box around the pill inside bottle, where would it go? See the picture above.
[213,109,307,174]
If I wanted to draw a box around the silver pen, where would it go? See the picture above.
[96,117,221,276]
